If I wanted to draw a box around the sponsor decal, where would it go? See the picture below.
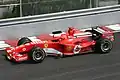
[22,48,26,51]
[44,43,48,48]
[17,56,28,61]
[73,45,81,54]
[66,46,72,51]
[44,41,48,48]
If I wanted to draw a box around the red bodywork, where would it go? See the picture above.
[5,27,114,62]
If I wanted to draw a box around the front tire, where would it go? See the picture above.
[29,47,46,63]
[94,39,113,53]
[17,37,32,46]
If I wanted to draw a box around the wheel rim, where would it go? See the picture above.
[101,41,112,52]
[33,51,42,61]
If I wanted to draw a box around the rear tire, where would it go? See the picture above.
[17,37,32,46]
[94,39,113,53]
[29,47,46,63]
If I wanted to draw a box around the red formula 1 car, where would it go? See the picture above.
[5,26,114,63]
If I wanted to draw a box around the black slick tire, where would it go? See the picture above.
[17,37,32,46]
[94,39,113,53]
[29,47,46,63]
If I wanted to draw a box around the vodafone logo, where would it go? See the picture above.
[73,45,81,54]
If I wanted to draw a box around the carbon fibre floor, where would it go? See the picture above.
[0,32,120,80]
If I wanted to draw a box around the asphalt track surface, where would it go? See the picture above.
[0,32,120,80]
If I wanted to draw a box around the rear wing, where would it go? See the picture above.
[92,24,120,34]
[91,26,109,34]
[81,24,120,34]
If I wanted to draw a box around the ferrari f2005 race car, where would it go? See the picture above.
[5,26,114,63]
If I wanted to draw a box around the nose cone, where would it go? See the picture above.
[5,47,15,53]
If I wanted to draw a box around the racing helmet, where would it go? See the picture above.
[68,27,75,36]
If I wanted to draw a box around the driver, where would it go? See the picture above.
[67,27,75,36]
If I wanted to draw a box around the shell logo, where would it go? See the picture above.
[66,46,72,51]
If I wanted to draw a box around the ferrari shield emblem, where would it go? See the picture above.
[44,43,48,48]
[44,40,48,48]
